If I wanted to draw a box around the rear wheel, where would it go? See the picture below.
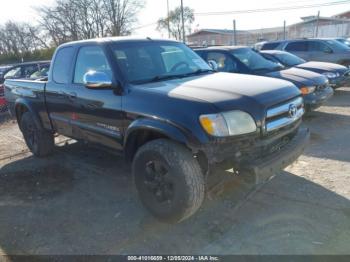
[20,112,54,157]
[132,139,205,223]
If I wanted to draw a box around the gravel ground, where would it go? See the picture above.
[0,88,349,255]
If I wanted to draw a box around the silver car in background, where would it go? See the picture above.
[260,38,350,67]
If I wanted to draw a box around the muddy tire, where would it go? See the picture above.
[132,139,205,223]
[20,112,54,157]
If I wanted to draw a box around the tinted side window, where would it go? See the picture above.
[74,46,112,84]
[308,41,332,52]
[23,65,38,77]
[285,41,307,52]
[52,47,75,84]
[207,52,237,72]
[261,42,280,50]
[4,67,21,78]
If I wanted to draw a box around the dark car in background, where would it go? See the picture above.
[0,61,50,114]
[28,63,50,80]
[259,38,350,66]
[335,38,350,48]
[195,46,333,111]
[0,61,51,85]
[0,65,11,78]
[260,50,350,88]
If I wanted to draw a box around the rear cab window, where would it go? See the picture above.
[52,47,75,84]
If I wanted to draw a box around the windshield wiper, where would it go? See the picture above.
[175,69,214,78]
[189,68,214,75]
[132,69,214,84]
[133,74,183,84]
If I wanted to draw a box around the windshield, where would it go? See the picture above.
[275,52,306,66]
[325,39,350,51]
[336,38,350,47]
[111,41,212,84]
[231,48,281,71]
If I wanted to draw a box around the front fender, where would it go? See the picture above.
[124,118,199,148]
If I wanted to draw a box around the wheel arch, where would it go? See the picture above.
[14,99,42,130]
[124,118,193,162]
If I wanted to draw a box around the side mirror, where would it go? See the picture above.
[207,60,218,71]
[324,49,333,54]
[83,71,112,89]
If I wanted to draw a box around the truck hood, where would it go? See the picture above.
[265,67,327,87]
[296,61,348,74]
[135,72,300,114]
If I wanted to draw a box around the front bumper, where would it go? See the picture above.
[201,126,310,183]
[239,128,309,183]
[304,86,334,111]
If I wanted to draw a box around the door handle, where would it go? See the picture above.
[67,92,77,100]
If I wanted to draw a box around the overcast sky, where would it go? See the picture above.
[0,0,349,37]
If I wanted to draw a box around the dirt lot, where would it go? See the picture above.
[0,88,350,255]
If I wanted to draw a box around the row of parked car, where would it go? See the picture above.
[256,38,350,65]
[193,38,350,112]
[0,61,50,113]
[3,36,350,223]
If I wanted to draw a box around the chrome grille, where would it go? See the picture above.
[266,97,304,133]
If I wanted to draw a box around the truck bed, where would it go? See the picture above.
[4,79,47,118]
[4,79,47,103]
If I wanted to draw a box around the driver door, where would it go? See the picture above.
[69,45,124,150]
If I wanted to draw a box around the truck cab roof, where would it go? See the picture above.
[59,36,178,48]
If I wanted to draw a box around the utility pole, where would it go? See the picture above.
[315,10,320,37]
[283,20,287,40]
[181,0,186,43]
[233,20,237,45]
[167,0,170,38]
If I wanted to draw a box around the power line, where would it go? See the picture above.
[132,0,350,32]
[261,0,342,5]
[194,0,350,16]
[132,22,158,30]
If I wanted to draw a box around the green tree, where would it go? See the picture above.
[157,6,194,41]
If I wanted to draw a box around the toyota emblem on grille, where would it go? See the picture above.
[289,104,298,118]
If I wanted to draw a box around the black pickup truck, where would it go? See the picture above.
[5,37,309,223]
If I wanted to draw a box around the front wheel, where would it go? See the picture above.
[132,139,205,223]
[20,112,54,157]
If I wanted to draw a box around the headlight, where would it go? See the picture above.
[300,86,316,95]
[199,110,257,137]
[322,72,339,79]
